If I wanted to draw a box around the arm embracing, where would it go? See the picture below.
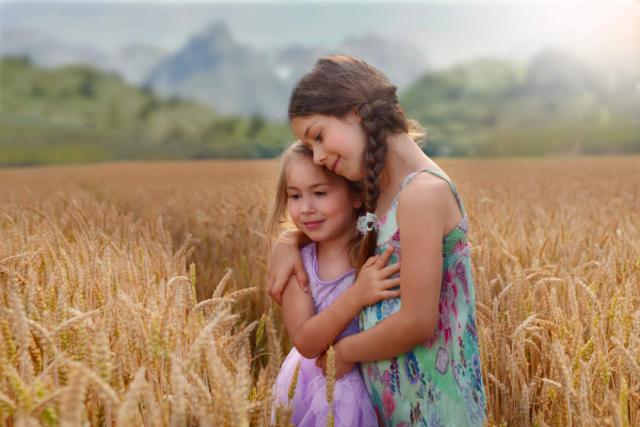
[267,229,311,304]
[282,246,401,359]
[335,178,454,363]
[282,275,365,359]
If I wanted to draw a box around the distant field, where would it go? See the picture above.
[0,156,638,426]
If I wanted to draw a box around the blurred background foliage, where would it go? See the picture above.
[0,56,291,164]
[0,0,638,166]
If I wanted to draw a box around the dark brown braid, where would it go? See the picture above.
[355,101,386,267]
[288,55,424,270]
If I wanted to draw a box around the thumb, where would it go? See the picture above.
[295,262,310,293]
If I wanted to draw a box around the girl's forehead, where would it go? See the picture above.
[291,115,325,133]
[286,157,342,186]
[286,156,324,179]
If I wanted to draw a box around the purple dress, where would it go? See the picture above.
[272,242,377,427]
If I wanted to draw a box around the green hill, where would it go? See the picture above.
[0,56,292,166]
[401,53,640,156]
[2,51,639,166]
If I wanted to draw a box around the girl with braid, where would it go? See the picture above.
[268,55,486,426]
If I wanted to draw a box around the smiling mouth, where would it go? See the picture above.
[303,220,325,229]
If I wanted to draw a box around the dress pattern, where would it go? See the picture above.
[359,168,487,426]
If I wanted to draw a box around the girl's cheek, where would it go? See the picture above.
[333,196,351,218]
[287,204,297,219]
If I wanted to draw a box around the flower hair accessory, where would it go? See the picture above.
[356,212,378,235]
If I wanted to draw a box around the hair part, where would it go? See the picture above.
[288,55,424,270]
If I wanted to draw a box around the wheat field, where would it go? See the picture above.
[0,156,638,426]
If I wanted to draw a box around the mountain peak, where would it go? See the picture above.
[194,21,233,47]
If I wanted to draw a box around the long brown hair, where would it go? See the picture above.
[288,55,424,269]
[268,141,364,266]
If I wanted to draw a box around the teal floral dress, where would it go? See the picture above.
[359,168,486,426]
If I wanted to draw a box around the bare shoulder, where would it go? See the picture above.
[396,172,458,233]
[398,172,453,213]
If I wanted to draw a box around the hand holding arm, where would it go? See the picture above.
[285,246,400,359]
[350,246,401,307]
[318,177,455,368]
[267,229,311,304]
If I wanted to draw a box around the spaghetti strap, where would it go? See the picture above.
[361,168,486,426]
[401,168,467,217]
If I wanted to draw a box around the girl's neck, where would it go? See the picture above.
[370,133,435,218]
[380,132,433,197]
[315,229,356,277]
[386,133,431,178]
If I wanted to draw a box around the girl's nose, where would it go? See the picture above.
[313,147,328,166]
[301,199,315,213]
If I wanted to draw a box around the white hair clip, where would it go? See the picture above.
[356,212,378,235]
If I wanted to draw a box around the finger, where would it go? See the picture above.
[267,275,279,302]
[271,274,288,305]
[295,263,310,293]
[374,246,394,268]
[380,262,401,278]
[269,290,281,305]
[266,274,273,294]
[272,284,283,305]
[295,272,309,294]
[381,278,401,289]
[384,290,401,299]
[364,255,378,268]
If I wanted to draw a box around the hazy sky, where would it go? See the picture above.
[1,0,637,70]
[0,0,635,3]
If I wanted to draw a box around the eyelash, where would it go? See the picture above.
[287,191,326,200]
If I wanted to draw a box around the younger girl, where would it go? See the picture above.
[270,142,401,426]
[268,55,487,426]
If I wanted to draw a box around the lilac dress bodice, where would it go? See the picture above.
[271,242,377,426]
[301,242,359,341]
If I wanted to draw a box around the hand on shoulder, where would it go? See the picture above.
[267,232,310,305]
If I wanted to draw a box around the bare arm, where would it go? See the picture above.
[267,229,311,304]
[282,275,361,359]
[282,247,401,359]
[331,178,455,365]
